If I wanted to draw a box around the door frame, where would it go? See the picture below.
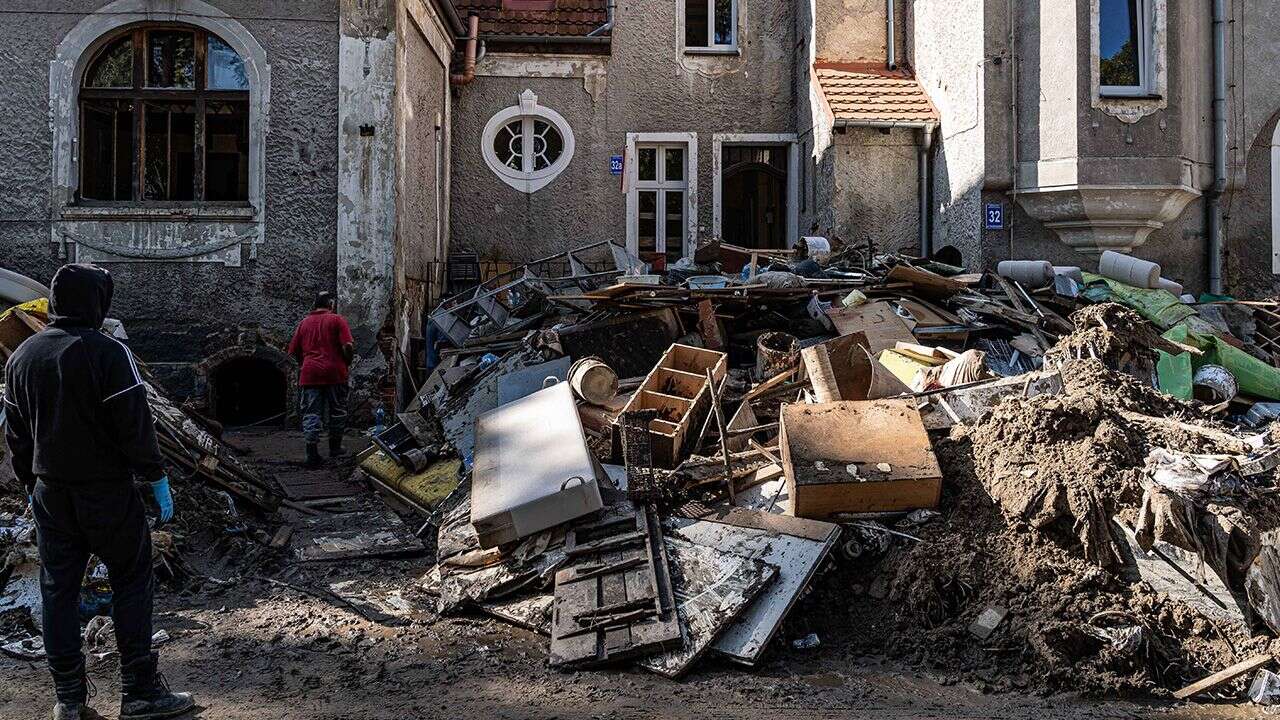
[625,132,698,261]
[711,133,799,248]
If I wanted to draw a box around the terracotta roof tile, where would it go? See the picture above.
[453,0,609,38]
[815,63,940,125]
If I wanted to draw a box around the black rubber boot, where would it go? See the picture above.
[119,653,194,720]
[328,436,346,458]
[304,442,323,467]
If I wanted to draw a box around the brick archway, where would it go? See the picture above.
[197,340,298,428]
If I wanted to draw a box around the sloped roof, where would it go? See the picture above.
[452,0,609,38]
[815,63,940,126]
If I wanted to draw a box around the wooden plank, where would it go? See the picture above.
[1172,653,1272,700]
[550,503,682,668]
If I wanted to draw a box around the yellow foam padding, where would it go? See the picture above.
[359,450,460,509]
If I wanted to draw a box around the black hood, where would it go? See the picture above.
[49,263,113,329]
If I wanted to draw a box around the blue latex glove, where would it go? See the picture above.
[151,476,174,522]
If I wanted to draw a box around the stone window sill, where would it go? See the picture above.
[59,203,257,223]
[1098,92,1163,101]
[684,47,740,56]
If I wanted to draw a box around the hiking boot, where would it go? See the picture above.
[50,659,90,718]
[304,443,322,467]
[120,654,194,720]
[328,437,346,458]
[52,702,85,720]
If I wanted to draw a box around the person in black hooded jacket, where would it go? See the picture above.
[3,264,194,720]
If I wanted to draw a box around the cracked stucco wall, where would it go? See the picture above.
[0,0,339,397]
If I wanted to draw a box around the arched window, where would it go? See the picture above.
[481,90,575,194]
[79,25,250,203]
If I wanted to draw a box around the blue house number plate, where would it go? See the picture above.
[985,202,1005,230]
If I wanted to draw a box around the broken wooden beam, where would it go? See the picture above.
[1172,653,1272,700]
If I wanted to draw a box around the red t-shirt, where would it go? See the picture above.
[287,309,355,386]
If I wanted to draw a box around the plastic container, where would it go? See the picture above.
[1192,364,1238,403]
[1098,250,1160,289]
[567,358,619,405]
[686,275,728,290]
[997,260,1053,287]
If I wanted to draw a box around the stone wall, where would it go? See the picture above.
[0,0,340,398]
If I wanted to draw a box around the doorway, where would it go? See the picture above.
[720,144,788,249]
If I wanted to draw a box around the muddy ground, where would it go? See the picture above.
[0,427,1273,720]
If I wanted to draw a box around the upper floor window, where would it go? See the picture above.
[1099,0,1152,96]
[685,0,736,52]
[481,90,575,194]
[79,25,250,203]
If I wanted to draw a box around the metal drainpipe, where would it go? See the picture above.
[886,0,896,70]
[1208,0,1227,295]
[588,0,616,37]
[919,125,934,256]
[449,15,480,87]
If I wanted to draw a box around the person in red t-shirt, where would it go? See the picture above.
[287,291,355,466]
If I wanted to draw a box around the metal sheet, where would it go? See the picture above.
[666,508,839,665]
[638,536,776,678]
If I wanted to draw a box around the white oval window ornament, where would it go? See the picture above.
[482,89,575,193]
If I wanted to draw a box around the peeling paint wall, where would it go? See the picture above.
[338,0,398,370]
[0,0,339,396]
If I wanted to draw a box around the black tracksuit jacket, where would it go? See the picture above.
[2,264,165,494]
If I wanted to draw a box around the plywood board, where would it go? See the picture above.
[638,536,777,678]
[802,331,911,402]
[666,508,838,665]
[825,301,915,354]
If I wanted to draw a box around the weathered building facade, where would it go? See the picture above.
[445,0,1280,299]
[0,0,457,423]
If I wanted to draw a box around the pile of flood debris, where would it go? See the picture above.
[344,239,1280,699]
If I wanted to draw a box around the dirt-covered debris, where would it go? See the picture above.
[797,357,1280,697]
[1044,304,1188,379]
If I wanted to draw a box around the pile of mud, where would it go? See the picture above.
[803,358,1280,696]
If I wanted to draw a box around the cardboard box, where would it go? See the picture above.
[779,399,941,517]
[471,382,604,548]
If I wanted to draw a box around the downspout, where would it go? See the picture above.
[1208,0,1227,294]
[450,14,480,87]
[919,125,934,256]
[886,0,896,70]
[588,0,616,37]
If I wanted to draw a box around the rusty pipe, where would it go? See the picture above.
[450,14,479,86]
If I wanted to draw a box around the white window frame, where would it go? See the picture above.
[681,0,738,53]
[625,132,698,262]
[1098,0,1154,97]
[711,133,800,249]
[481,89,575,194]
